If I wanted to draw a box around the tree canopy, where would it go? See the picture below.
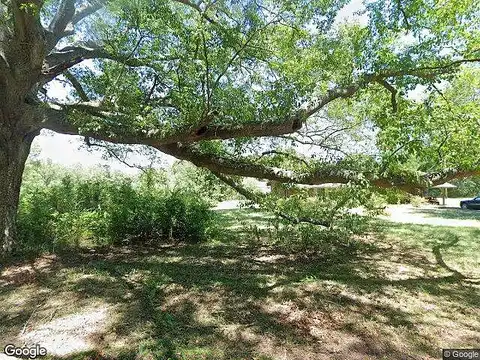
[0,0,479,251]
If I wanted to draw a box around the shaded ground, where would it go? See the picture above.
[1,207,479,360]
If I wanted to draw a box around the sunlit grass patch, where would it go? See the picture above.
[376,220,480,278]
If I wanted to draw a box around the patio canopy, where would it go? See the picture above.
[432,182,457,205]
[432,182,457,189]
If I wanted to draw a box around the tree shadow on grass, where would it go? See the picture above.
[2,227,479,359]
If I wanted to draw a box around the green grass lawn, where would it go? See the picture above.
[1,207,479,360]
[409,206,480,221]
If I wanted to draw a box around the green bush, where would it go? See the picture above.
[17,187,56,253]
[106,188,213,244]
[410,195,426,207]
[16,166,213,255]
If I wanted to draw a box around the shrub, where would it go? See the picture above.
[106,188,213,244]
[17,187,56,253]
[16,165,213,255]
[410,195,426,207]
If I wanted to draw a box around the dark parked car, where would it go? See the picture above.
[460,197,480,210]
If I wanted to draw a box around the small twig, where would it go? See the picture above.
[48,309,57,322]
[21,303,42,335]
[396,0,411,29]
[87,141,150,174]
[257,150,310,166]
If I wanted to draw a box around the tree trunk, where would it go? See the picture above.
[0,126,36,255]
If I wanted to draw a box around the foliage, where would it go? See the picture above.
[450,177,480,197]
[372,187,412,205]
[409,195,426,207]
[30,0,480,178]
[372,68,480,176]
[170,162,238,201]
[16,161,214,254]
[245,183,383,252]
[1,0,480,255]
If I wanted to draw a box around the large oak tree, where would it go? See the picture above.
[0,0,479,253]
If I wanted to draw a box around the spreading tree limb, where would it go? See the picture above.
[212,172,331,227]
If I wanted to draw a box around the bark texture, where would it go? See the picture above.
[0,120,36,254]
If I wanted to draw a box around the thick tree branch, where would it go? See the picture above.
[39,103,303,145]
[157,143,480,192]
[158,143,368,185]
[426,168,480,185]
[45,0,106,51]
[188,117,304,141]
[213,172,331,227]
[46,0,76,50]
[39,104,171,145]
[377,80,398,113]
[64,71,89,101]
[183,81,370,142]
[48,0,75,32]
[35,75,388,147]
[71,0,105,25]
[302,56,479,119]
[38,103,480,193]
[304,83,363,117]
[42,44,178,80]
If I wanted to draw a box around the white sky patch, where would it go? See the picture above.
[406,81,449,102]
[406,84,429,102]
[334,0,368,27]
[33,130,176,175]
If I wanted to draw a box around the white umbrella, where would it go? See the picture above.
[432,182,457,205]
